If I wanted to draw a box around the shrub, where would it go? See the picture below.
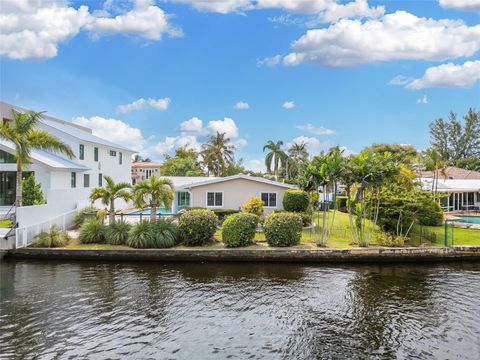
[416,195,443,226]
[335,196,348,213]
[273,210,311,227]
[263,212,302,247]
[74,206,97,227]
[376,232,405,247]
[283,190,310,212]
[179,209,218,246]
[22,174,46,206]
[151,218,178,248]
[127,220,154,248]
[105,221,130,245]
[212,209,240,223]
[242,196,264,217]
[222,213,258,248]
[79,218,106,244]
[34,225,70,248]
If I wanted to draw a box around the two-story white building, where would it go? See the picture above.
[0,101,134,224]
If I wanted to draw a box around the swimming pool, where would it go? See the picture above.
[129,208,174,215]
[454,216,480,225]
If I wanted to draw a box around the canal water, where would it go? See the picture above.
[1,260,479,359]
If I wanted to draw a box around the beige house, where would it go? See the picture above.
[162,175,297,214]
[131,162,162,185]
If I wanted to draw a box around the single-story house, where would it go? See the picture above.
[162,174,298,214]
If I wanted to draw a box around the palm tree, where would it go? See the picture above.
[0,110,74,207]
[132,176,174,221]
[288,142,309,164]
[90,176,131,224]
[201,132,235,176]
[263,140,287,180]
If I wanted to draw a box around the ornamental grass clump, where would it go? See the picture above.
[222,213,258,248]
[105,221,131,245]
[178,209,218,246]
[264,212,302,247]
[34,225,70,248]
[127,220,154,248]
[150,218,178,248]
[79,218,106,244]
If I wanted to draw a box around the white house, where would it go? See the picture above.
[0,101,135,226]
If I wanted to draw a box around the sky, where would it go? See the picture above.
[1,0,479,172]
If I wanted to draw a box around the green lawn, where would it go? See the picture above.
[411,223,480,246]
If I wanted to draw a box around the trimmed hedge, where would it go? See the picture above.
[179,209,218,246]
[222,213,258,248]
[273,210,312,227]
[263,212,302,247]
[283,190,310,212]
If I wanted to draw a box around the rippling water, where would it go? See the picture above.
[1,260,480,359]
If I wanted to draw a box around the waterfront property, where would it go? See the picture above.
[419,178,480,212]
[131,161,162,185]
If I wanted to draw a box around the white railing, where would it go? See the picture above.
[15,208,78,249]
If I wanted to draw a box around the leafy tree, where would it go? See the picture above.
[133,176,174,221]
[429,108,480,162]
[201,132,235,176]
[133,155,152,163]
[90,175,131,224]
[223,159,247,176]
[364,143,418,165]
[22,174,46,206]
[420,148,448,194]
[287,142,309,179]
[0,110,74,206]
[263,140,287,180]
[161,147,204,176]
[455,156,480,172]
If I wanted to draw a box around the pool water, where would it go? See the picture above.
[129,208,173,215]
[455,216,480,225]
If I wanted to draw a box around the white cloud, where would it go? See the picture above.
[117,97,170,113]
[417,95,429,104]
[257,55,282,67]
[233,101,250,110]
[246,159,265,172]
[289,136,324,154]
[0,0,181,60]
[233,138,248,148]
[439,0,480,11]
[207,118,239,138]
[180,117,204,133]
[147,134,202,158]
[406,60,480,89]
[388,75,413,86]
[282,101,295,109]
[339,146,356,156]
[72,115,145,152]
[172,0,253,13]
[296,124,335,135]
[281,11,480,67]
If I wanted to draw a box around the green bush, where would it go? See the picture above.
[375,232,405,247]
[34,225,70,248]
[74,206,97,227]
[417,195,443,226]
[263,212,302,247]
[283,190,310,212]
[105,221,130,245]
[79,218,106,244]
[273,210,311,227]
[179,209,218,246]
[222,213,258,248]
[212,209,239,222]
[242,196,264,217]
[151,218,178,248]
[335,196,348,213]
[127,220,154,248]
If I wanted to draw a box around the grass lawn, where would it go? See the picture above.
[413,224,480,246]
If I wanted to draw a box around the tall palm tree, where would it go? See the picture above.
[263,140,287,180]
[132,176,174,221]
[201,132,235,176]
[288,142,309,164]
[0,110,74,207]
[90,176,131,224]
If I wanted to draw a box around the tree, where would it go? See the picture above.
[132,176,174,221]
[90,176,131,224]
[420,149,447,194]
[223,159,247,176]
[201,132,235,176]
[22,174,46,206]
[429,108,480,162]
[455,156,480,172]
[287,142,309,179]
[133,155,152,163]
[0,110,74,207]
[364,143,418,165]
[263,140,287,180]
[161,148,204,176]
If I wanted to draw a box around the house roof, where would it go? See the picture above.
[419,178,480,193]
[416,166,480,180]
[132,161,162,168]
[161,176,220,189]
[164,174,298,190]
[1,139,90,171]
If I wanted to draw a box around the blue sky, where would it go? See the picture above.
[1,0,479,171]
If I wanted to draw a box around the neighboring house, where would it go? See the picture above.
[131,162,162,185]
[0,101,134,222]
[417,166,480,180]
[161,174,297,214]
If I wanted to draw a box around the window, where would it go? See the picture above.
[98,173,103,187]
[0,150,15,164]
[177,192,190,207]
[94,147,98,162]
[71,172,76,188]
[261,192,277,208]
[110,150,116,157]
[79,144,84,160]
[84,174,90,188]
[207,192,223,207]
[119,152,123,165]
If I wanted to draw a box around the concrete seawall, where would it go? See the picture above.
[4,246,480,263]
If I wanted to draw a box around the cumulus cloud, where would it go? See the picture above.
[281,11,480,67]
[207,118,239,138]
[296,124,335,135]
[0,0,181,60]
[233,101,250,110]
[147,135,202,158]
[282,101,295,109]
[180,117,204,134]
[117,97,171,113]
[72,115,146,152]
[257,55,282,67]
[406,60,480,89]
[417,95,429,104]
[439,0,480,11]
[233,138,248,148]
[388,75,414,86]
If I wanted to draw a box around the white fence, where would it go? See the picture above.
[15,208,78,249]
